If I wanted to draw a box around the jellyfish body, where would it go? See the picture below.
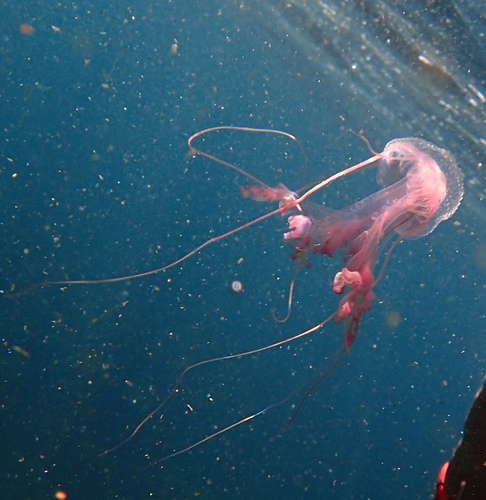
[244,138,464,350]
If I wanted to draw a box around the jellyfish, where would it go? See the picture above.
[242,137,464,350]
[9,129,464,463]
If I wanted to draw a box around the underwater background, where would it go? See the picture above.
[1,1,485,498]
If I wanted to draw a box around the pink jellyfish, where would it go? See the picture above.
[11,129,464,463]
[241,137,464,351]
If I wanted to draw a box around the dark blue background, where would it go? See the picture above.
[0,1,485,499]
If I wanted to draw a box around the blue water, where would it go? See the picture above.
[1,1,485,499]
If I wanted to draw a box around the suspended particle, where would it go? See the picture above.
[230,280,244,294]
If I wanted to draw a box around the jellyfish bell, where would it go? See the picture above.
[378,137,464,238]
